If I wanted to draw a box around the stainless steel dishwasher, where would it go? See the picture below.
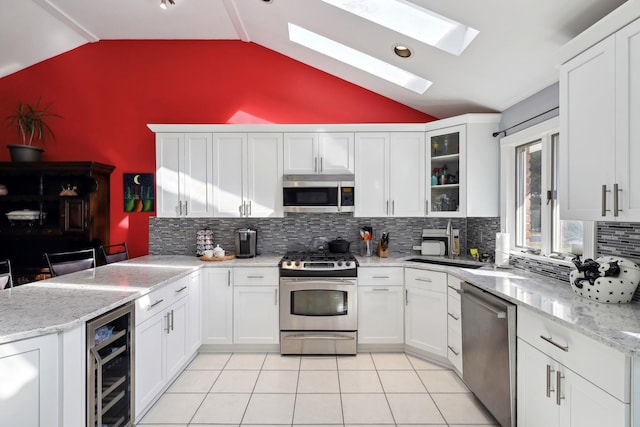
[461,282,516,427]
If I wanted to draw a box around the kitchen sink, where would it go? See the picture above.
[405,258,485,269]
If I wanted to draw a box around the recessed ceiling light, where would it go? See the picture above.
[321,0,479,56]
[288,23,432,94]
[394,45,412,58]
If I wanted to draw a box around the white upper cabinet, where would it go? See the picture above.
[355,132,426,217]
[212,133,284,218]
[425,115,501,217]
[284,132,354,174]
[156,133,214,217]
[560,18,640,221]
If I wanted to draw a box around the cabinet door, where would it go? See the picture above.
[355,133,388,217]
[246,133,284,217]
[135,311,166,418]
[0,334,59,427]
[165,296,188,381]
[318,132,355,174]
[284,133,318,174]
[202,269,233,345]
[183,133,214,217]
[427,126,463,217]
[187,272,201,355]
[357,286,404,344]
[405,285,447,356]
[560,36,616,221]
[388,132,425,217]
[212,134,245,217]
[62,198,86,232]
[517,339,560,427]
[561,365,629,427]
[616,19,640,221]
[156,133,184,217]
[233,285,280,344]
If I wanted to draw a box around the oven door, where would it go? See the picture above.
[279,278,357,331]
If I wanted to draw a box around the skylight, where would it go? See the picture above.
[288,23,432,94]
[321,0,479,56]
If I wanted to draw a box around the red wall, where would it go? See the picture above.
[0,40,436,257]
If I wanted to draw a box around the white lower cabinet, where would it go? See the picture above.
[186,271,202,354]
[517,339,628,427]
[233,267,279,344]
[0,333,59,426]
[404,268,447,357]
[202,268,233,345]
[135,276,192,421]
[517,306,630,427]
[357,266,404,344]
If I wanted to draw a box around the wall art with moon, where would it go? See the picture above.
[123,173,154,212]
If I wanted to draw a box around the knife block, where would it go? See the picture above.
[376,240,389,257]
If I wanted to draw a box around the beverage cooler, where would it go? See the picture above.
[86,303,135,427]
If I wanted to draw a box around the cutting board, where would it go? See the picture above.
[199,254,236,262]
[421,241,446,256]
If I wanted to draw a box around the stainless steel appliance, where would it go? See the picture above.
[235,228,257,258]
[87,302,135,427]
[283,174,355,213]
[461,282,516,427]
[279,250,358,354]
[413,228,460,256]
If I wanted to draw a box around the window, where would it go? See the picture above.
[501,117,593,261]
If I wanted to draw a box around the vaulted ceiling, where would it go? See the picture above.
[0,0,627,118]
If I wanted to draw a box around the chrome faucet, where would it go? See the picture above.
[445,219,453,258]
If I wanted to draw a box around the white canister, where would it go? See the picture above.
[495,233,510,267]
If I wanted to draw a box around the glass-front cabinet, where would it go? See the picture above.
[427,125,466,216]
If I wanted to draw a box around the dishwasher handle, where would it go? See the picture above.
[462,290,507,319]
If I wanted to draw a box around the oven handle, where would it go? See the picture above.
[280,278,357,285]
[282,334,355,341]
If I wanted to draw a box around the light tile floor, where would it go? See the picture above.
[137,352,498,426]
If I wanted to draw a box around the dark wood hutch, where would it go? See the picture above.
[0,162,114,284]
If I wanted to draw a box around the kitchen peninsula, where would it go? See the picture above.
[2,255,640,426]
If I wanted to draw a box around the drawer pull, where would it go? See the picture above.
[447,285,461,294]
[447,312,459,321]
[372,288,390,292]
[175,286,188,293]
[546,364,554,397]
[372,275,390,279]
[416,277,433,283]
[148,299,164,309]
[447,345,459,356]
[247,275,265,279]
[540,335,569,352]
[556,371,564,406]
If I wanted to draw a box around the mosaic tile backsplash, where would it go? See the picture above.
[149,215,502,258]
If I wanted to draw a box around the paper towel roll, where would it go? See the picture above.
[495,233,510,267]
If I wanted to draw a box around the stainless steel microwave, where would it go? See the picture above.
[283,175,355,213]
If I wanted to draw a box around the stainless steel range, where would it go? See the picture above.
[279,251,358,355]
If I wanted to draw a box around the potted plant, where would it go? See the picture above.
[5,96,61,162]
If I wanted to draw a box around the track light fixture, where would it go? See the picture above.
[160,0,175,10]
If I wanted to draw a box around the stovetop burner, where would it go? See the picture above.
[279,250,358,277]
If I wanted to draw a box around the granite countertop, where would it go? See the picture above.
[2,254,640,357]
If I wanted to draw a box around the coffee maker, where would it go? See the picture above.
[234,228,257,258]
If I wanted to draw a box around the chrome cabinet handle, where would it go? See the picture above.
[614,183,622,217]
[540,335,569,352]
[405,289,408,305]
[170,309,174,331]
[447,345,459,356]
[425,200,429,215]
[386,200,389,215]
[447,285,461,294]
[416,277,433,283]
[315,157,318,172]
[239,204,243,216]
[175,286,187,293]
[228,270,231,287]
[372,275,390,279]
[556,371,564,406]
[184,201,187,216]
[392,200,395,215]
[149,299,164,310]
[165,312,170,333]
[248,200,252,216]
[447,312,459,321]
[372,288,390,291]
[546,364,554,397]
[602,184,609,216]
[320,157,323,172]
[275,288,278,305]
[247,275,264,279]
